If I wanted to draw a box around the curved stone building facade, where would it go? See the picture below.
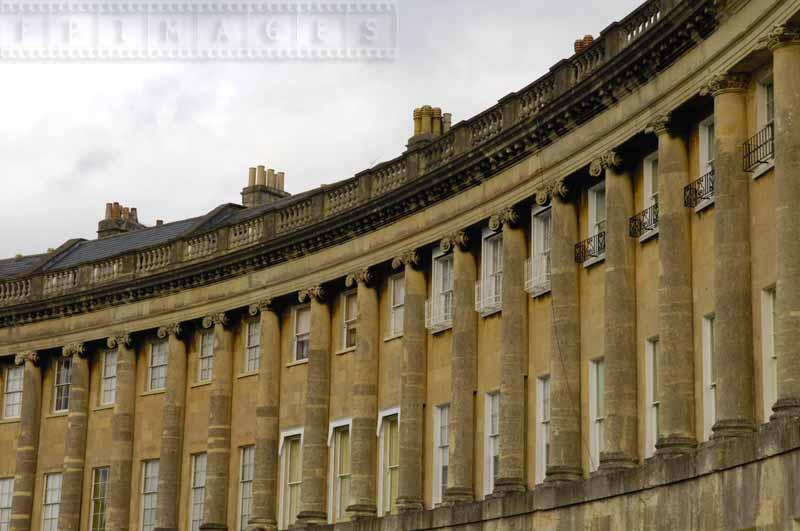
[2,1,800,530]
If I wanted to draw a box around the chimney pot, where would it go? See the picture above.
[248,167,257,187]
[574,39,584,53]
[112,202,121,219]
[105,203,113,220]
[413,108,422,135]
[130,207,138,222]
[277,171,285,191]
[257,165,267,186]
[267,169,276,188]
[443,113,452,133]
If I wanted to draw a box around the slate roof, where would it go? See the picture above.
[0,254,48,280]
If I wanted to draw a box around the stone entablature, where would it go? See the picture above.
[0,0,719,327]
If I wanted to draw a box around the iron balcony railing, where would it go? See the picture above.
[575,232,606,263]
[743,122,774,172]
[629,203,659,238]
[684,168,715,208]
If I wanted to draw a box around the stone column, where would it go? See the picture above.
[9,352,41,531]
[107,334,137,531]
[58,343,89,531]
[705,73,757,438]
[650,114,697,454]
[201,313,234,531]
[395,250,426,512]
[492,208,528,495]
[768,25,800,420]
[296,286,331,526]
[155,323,187,531]
[345,268,380,519]
[545,182,582,485]
[442,232,477,504]
[248,300,281,531]
[596,152,639,472]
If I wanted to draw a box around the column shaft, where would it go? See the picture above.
[297,291,331,525]
[495,219,528,494]
[655,123,697,454]
[156,325,187,531]
[396,258,426,512]
[545,190,582,484]
[202,315,235,530]
[10,353,41,531]
[249,305,281,531]
[710,78,756,437]
[771,31,800,419]
[58,346,89,531]
[108,337,137,531]
[347,272,379,518]
[445,237,477,503]
[601,162,638,471]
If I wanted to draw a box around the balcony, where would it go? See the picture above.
[525,253,551,297]
[743,122,774,173]
[575,232,606,264]
[425,294,453,333]
[629,204,658,239]
[475,276,502,316]
[684,168,715,209]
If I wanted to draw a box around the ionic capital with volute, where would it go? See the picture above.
[298,285,326,304]
[764,24,800,51]
[345,267,375,288]
[488,206,521,231]
[202,312,229,329]
[157,322,183,339]
[14,351,39,366]
[62,342,86,358]
[702,72,749,97]
[440,231,470,253]
[589,150,623,177]
[107,333,132,350]
[248,298,276,316]
[645,113,672,136]
[391,249,421,270]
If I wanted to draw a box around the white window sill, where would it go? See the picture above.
[141,388,166,397]
[583,254,606,269]
[430,323,453,335]
[752,160,774,180]
[530,285,551,299]
[478,307,502,318]
[94,404,114,412]
[694,198,714,213]
[639,228,659,244]
[0,417,20,425]
[46,411,69,419]
[287,358,309,368]
[191,381,212,389]
[383,333,403,343]
[336,347,356,356]
[237,371,258,380]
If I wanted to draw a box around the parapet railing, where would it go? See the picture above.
[0,0,679,308]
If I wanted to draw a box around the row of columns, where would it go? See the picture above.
[7,24,800,531]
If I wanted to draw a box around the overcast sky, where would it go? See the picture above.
[0,0,642,258]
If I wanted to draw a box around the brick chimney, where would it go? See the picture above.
[97,202,146,239]
[574,34,594,54]
[241,165,291,208]
[408,105,452,149]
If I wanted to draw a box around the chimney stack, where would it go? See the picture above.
[98,201,146,239]
[408,104,451,149]
[242,165,291,208]
[574,34,594,54]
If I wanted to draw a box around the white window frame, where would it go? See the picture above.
[327,419,352,523]
[189,453,207,531]
[426,247,454,333]
[41,472,63,531]
[697,115,716,211]
[148,340,168,392]
[0,477,13,531]
[753,72,775,178]
[643,151,660,210]
[89,466,110,531]
[377,407,400,516]
[477,228,503,316]
[2,365,23,419]
[432,403,450,506]
[278,428,304,530]
[588,181,607,238]
[388,274,405,339]
[341,291,358,352]
[535,376,550,484]
[702,313,716,441]
[527,205,552,297]
[237,446,255,531]
[53,357,72,413]
[589,358,605,472]
[245,318,261,374]
[645,337,660,458]
[762,288,777,422]
[101,350,117,406]
[198,331,214,383]
[292,305,311,363]
[483,391,500,497]
[140,460,159,531]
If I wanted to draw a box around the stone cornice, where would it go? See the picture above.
[0,0,719,329]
